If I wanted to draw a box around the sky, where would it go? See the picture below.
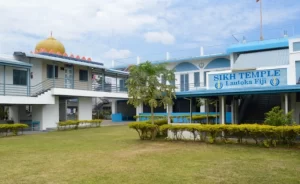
[0,0,299,67]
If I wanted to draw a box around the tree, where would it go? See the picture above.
[126,61,176,125]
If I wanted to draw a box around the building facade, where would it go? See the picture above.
[111,36,300,124]
[0,35,128,130]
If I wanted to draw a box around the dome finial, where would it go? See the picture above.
[50,31,52,37]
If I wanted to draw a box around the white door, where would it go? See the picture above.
[65,66,73,88]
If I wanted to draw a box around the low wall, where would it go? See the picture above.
[139,112,232,124]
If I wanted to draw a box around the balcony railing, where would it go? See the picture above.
[0,80,206,97]
[0,78,128,97]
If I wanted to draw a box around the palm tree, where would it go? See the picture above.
[126,61,176,125]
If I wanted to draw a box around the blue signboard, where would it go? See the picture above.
[208,68,287,90]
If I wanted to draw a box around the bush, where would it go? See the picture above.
[159,124,300,147]
[128,119,169,140]
[0,123,29,136]
[129,122,158,140]
[264,106,294,126]
[57,119,102,130]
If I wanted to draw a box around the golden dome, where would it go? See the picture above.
[35,36,65,54]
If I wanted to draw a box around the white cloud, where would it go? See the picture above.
[144,31,175,45]
[104,49,131,59]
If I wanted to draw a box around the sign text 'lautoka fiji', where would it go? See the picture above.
[208,68,287,90]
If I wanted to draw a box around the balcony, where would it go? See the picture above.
[0,78,128,97]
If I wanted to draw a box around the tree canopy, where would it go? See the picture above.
[126,61,176,124]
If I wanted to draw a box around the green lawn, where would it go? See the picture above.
[0,126,300,184]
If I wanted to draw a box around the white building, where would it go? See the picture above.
[110,36,300,124]
[0,35,128,130]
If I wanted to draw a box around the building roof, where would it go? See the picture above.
[227,38,289,53]
[0,54,32,68]
[232,49,289,70]
[17,52,105,69]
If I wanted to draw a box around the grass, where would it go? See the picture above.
[0,126,300,184]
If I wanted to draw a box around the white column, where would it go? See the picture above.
[220,96,226,124]
[78,97,93,120]
[9,106,19,123]
[167,104,173,124]
[137,56,140,65]
[32,96,59,130]
[200,46,204,56]
[284,93,288,114]
[111,100,117,114]
[136,104,143,121]
[111,60,115,68]
[166,52,170,60]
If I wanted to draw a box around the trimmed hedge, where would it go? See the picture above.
[128,119,169,140]
[0,123,29,136]
[57,119,102,130]
[159,124,300,147]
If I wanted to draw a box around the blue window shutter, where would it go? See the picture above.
[194,72,200,87]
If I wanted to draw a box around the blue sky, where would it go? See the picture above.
[0,0,299,67]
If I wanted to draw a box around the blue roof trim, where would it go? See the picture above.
[204,58,230,69]
[174,62,199,72]
[106,68,129,76]
[0,58,32,68]
[38,52,103,66]
[176,85,300,97]
[227,38,289,53]
[24,53,105,69]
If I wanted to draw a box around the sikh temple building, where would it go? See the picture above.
[1,32,300,129]
[111,35,300,125]
[0,35,128,130]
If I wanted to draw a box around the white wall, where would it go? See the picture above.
[78,97,92,120]
[8,106,19,122]
[29,58,43,86]
[32,96,59,130]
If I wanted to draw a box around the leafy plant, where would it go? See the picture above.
[126,61,176,128]
[264,106,294,126]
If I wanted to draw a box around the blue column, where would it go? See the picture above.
[3,66,5,96]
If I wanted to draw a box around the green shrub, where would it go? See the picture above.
[0,123,29,136]
[128,122,158,140]
[57,119,102,130]
[159,124,300,147]
[264,106,294,126]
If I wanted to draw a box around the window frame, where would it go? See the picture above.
[47,64,58,79]
[13,69,28,86]
[79,69,88,81]
[194,72,200,87]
